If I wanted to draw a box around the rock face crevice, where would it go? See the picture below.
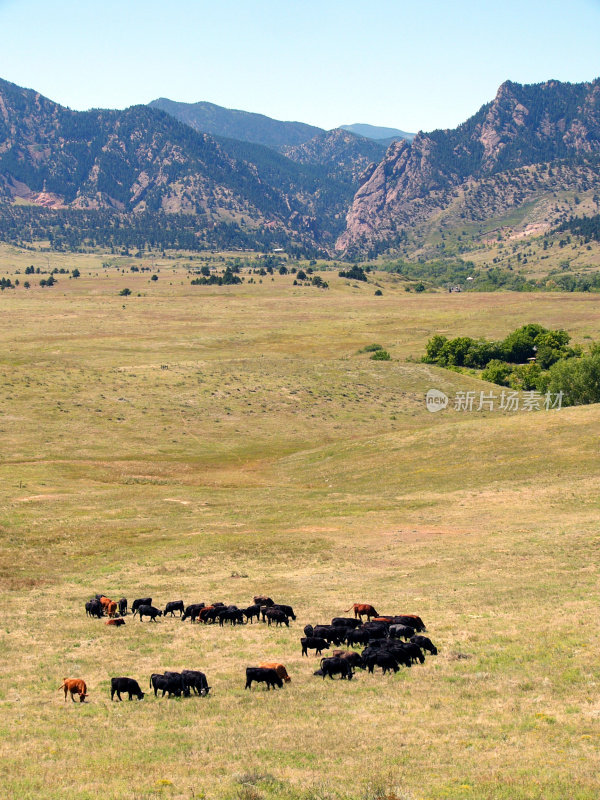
[337,79,600,252]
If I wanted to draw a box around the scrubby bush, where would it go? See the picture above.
[371,349,391,361]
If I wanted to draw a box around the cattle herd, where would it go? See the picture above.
[65,595,438,702]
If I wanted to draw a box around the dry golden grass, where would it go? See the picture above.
[0,247,599,800]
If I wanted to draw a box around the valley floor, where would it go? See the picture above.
[0,249,598,800]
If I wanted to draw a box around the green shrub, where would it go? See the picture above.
[363,343,384,353]
[371,349,391,361]
[481,360,513,386]
[545,352,600,406]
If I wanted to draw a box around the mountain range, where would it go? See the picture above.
[1,77,600,256]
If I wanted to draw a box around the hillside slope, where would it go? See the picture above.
[148,97,322,148]
[0,78,353,246]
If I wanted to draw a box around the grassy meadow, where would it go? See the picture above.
[0,245,599,800]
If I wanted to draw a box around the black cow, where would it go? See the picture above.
[301,637,330,656]
[245,667,283,690]
[181,603,205,623]
[345,628,371,647]
[318,656,354,680]
[303,624,314,637]
[362,622,389,639]
[85,600,103,618]
[410,635,438,655]
[150,672,190,697]
[272,603,296,620]
[118,598,128,616]
[363,652,400,674]
[138,605,163,622]
[218,606,245,626]
[264,608,289,627]
[388,624,415,641]
[200,606,220,623]
[313,625,344,645]
[132,598,152,616]
[331,617,363,630]
[398,642,425,664]
[243,605,261,624]
[181,670,211,696]
[392,615,426,632]
[111,677,144,701]
[164,600,185,617]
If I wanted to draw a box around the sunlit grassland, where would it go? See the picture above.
[0,247,599,800]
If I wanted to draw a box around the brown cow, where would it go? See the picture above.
[344,603,379,621]
[60,678,88,703]
[106,618,125,627]
[259,662,291,683]
[106,601,118,618]
[99,596,112,611]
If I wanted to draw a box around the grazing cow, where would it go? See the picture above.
[361,622,388,640]
[253,596,274,608]
[181,670,211,696]
[106,600,118,618]
[60,678,88,702]
[313,625,344,645]
[303,624,314,637]
[393,615,426,632]
[259,663,291,683]
[118,598,128,616]
[132,598,152,616]
[164,601,185,617]
[85,600,103,618]
[106,618,125,627]
[264,608,289,627]
[271,603,296,620]
[138,605,162,622]
[332,650,364,669]
[388,624,415,641]
[318,656,354,680]
[182,603,205,623]
[410,635,438,655]
[344,603,379,621]
[163,672,191,696]
[243,604,261,624]
[331,617,363,630]
[149,672,189,698]
[345,628,371,647]
[218,606,245,626]
[398,642,425,664]
[111,677,144,701]
[245,667,283,690]
[301,637,330,657]
[199,606,220,624]
[363,653,400,674]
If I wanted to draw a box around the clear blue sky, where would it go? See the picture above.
[1,0,599,133]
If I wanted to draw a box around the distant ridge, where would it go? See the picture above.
[148,98,322,148]
[340,123,415,142]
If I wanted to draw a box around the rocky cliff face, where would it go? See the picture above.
[337,79,600,252]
